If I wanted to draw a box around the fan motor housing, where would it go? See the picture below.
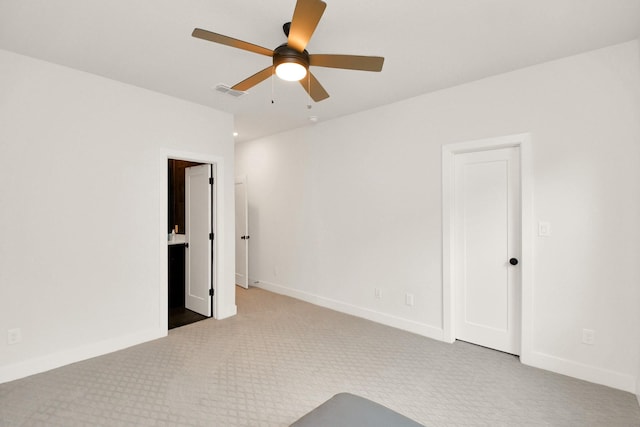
[273,44,310,69]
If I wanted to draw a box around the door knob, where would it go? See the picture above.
[241,236,246,240]
[509,258,519,266]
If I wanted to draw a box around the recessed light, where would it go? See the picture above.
[233,132,239,137]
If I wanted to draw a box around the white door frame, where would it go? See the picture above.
[442,133,533,362]
[160,149,225,332]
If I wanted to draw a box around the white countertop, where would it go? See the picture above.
[168,233,187,245]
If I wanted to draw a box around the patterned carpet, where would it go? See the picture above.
[1,287,639,426]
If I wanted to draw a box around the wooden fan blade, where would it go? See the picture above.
[288,0,327,52]
[299,71,329,102]
[232,66,274,91]
[309,54,384,72]
[192,28,273,57]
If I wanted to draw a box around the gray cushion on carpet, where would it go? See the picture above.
[290,392,424,427]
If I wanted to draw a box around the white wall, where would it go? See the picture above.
[236,40,640,392]
[0,49,236,382]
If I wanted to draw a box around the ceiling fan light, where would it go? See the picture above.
[275,62,307,81]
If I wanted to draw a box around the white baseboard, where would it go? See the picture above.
[253,280,444,341]
[216,304,238,320]
[0,328,165,384]
[255,279,637,395]
[521,350,636,394]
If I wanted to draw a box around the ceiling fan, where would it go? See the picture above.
[192,0,384,102]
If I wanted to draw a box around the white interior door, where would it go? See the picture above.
[454,147,521,354]
[235,178,249,289]
[185,164,213,316]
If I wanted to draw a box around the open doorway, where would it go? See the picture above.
[168,159,216,329]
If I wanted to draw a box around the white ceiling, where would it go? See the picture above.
[1,0,639,142]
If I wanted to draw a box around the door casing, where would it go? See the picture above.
[442,133,533,362]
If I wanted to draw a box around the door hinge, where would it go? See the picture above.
[209,232,214,240]
[209,177,214,185]
[184,243,189,248]
[209,288,214,296]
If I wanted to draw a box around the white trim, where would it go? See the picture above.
[215,303,238,320]
[442,133,533,358]
[0,328,164,384]
[526,351,636,393]
[519,138,534,361]
[161,149,227,325]
[254,280,444,341]
[637,369,640,405]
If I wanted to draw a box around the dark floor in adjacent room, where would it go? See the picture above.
[168,306,207,329]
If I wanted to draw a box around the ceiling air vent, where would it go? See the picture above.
[214,84,248,98]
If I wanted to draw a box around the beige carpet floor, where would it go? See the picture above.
[1,287,639,426]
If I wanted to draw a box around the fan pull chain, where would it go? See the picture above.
[271,70,275,104]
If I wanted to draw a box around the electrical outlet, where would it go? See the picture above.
[582,329,595,345]
[538,221,551,237]
[405,293,414,307]
[374,288,382,299]
[7,328,22,345]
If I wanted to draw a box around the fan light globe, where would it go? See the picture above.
[275,62,307,81]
